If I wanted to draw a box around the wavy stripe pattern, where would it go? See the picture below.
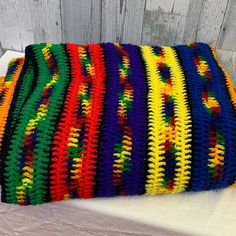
[1,42,236,205]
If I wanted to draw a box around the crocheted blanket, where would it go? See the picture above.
[0,42,236,205]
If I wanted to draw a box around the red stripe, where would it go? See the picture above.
[50,44,106,200]
[50,43,84,201]
[78,44,106,198]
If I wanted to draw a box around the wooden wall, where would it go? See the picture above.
[0,0,236,80]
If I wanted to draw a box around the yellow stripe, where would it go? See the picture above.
[162,47,192,193]
[141,46,192,194]
[141,45,166,194]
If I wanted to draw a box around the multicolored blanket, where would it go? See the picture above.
[0,42,236,205]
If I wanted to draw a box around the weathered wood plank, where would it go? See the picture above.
[217,0,236,51]
[0,0,62,51]
[183,0,204,43]
[216,49,236,86]
[0,0,34,51]
[196,0,228,47]
[142,0,228,46]
[29,0,62,43]
[145,0,189,13]
[183,0,228,47]
[61,0,101,44]
[0,43,3,57]
[0,0,234,51]
[101,0,146,44]
[142,0,189,45]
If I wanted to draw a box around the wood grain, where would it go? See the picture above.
[0,0,235,53]
[196,0,228,47]
[0,0,62,51]
[0,0,34,51]
[101,0,145,44]
[183,0,204,43]
[0,43,3,57]
[216,49,236,85]
[29,0,62,43]
[142,0,229,46]
[61,0,101,44]
[217,0,236,51]
[142,0,188,45]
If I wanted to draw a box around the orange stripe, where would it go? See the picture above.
[0,58,24,150]
[210,48,236,110]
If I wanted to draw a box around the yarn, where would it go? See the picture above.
[1,42,236,205]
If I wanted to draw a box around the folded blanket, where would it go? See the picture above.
[0,42,236,205]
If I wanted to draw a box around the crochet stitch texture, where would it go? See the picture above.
[0,42,236,205]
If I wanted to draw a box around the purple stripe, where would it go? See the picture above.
[121,44,148,195]
[97,43,122,197]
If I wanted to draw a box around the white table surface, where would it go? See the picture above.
[1,50,236,236]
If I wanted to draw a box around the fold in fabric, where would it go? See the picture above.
[0,42,236,205]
